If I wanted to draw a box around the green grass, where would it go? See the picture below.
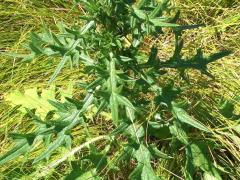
[0,0,239,179]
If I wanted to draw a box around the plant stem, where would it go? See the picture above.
[36,135,109,178]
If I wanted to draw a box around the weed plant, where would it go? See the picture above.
[0,0,239,179]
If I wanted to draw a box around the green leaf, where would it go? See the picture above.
[116,94,136,110]
[149,4,162,18]
[133,7,147,20]
[148,144,172,159]
[80,21,95,34]
[109,56,117,92]
[141,165,160,180]
[219,100,235,118]
[150,19,179,27]
[49,55,69,83]
[130,164,160,180]
[33,133,67,164]
[185,147,194,180]
[52,33,64,46]
[109,54,119,124]
[10,133,35,145]
[86,78,103,90]
[127,124,145,142]
[219,100,240,120]
[129,164,143,180]
[204,172,221,180]
[169,121,188,145]
[147,46,158,65]
[189,142,222,180]
[110,93,119,124]
[29,43,44,55]
[79,53,94,65]
[5,84,73,119]
[111,122,129,136]
[172,104,210,133]
[130,144,160,180]
[147,121,171,139]
[82,152,107,172]
[0,140,31,165]
[126,107,135,122]
[81,93,94,113]
[134,144,151,164]
[137,0,147,8]
[5,86,55,119]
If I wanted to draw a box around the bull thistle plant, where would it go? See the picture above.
[0,0,234,179]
